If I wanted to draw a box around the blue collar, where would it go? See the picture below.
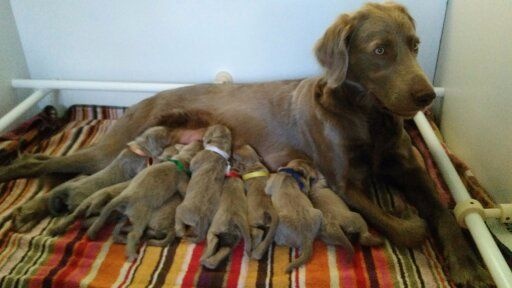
[278,167,306,191]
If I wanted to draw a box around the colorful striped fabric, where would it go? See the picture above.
[0,104,482,288]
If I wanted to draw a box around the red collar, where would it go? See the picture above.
[225,170,241,178]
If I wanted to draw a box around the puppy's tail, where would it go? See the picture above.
[285,236,314,273]
[234,216,252,255]
[251,209,279,260]
[86,196,126,240]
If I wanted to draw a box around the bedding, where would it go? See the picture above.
[0,105,500,287]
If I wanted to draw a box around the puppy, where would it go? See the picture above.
[265,159,322,273]
[47,126,182,215]
[233,144,278,260]
[201,169,252,269]
[87,141,202,260]
[310,174,382,252]
[113,193,182,247]
[175,124,232,243]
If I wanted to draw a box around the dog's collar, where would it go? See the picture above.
[204,144,230,159]
[204,144,231,172]
[127,144,153,166]
[225,170,241,178]
[277,167,305,191]
[242,170,269,181]
[166,157,192,177]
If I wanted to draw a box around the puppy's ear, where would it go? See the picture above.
[314,14,353,88]
[265,174,285,196]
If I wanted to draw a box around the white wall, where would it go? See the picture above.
[435,0,512,202]
[0,0,30,125]
[10,0,447,108]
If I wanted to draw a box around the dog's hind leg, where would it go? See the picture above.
[285,236,314,273]
[87,196,126,240]
[251,210,279,260]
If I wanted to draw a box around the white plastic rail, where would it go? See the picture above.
[414,93,512,288]
[0,88,53,134]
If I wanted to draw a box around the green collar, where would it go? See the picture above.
[166,157,192,176]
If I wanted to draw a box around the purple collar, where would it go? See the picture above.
[278,167,306,191]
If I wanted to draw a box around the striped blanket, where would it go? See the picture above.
[0,105,488,288]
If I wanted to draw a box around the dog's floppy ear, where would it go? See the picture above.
[265,174,285,196]
[314,14,353,88]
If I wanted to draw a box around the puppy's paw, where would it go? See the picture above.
[387,216,428,247]
[359,232,384,246]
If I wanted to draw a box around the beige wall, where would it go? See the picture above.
[435,0,512,202]
[0,0,30,127]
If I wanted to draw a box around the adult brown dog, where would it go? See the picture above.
[0,3,491,286]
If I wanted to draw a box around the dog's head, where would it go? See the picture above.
[315,2,435,117]
[202,124,232,154]
[232,144,266,173]
[285,159,318,194]
[130,126,173,157]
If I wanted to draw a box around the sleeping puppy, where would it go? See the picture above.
[265,159,322,273]
[47,144,183,236]
[232,144,278,260]
[86,141,202,260]
[113,193,182,247]
[46,180,131,236]
[201,169,252,269]
[175,124,232,243]
[46,125,183,216]
[310,174,382,252]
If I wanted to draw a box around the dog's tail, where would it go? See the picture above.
[285,236,314,273]
[86,196,126,240]
[234,216,252,255]
[251,209,279,260]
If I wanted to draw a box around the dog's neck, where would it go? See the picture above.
[278,167,307,192]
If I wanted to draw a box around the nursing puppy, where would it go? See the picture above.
[233,145,278,260]
[265,159,322,273]
[175,125,232,243]
[47,108,211,216]
[87,141,202,260]
[310,174,382,252]
[46,126,181,216]
[201,170,252,269]
[113,193,182,247]
[47,180,131,236]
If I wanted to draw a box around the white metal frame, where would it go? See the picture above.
[2,79,512,287]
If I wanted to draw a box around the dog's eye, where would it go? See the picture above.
[374,47,385,55]
[413,42,420,53]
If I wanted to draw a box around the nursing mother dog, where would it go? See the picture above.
[0,2,492,286]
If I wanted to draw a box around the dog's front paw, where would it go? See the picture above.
[446,252,494,287]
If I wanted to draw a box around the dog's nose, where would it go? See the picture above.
[414,91,436,108]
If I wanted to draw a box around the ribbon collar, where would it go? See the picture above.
[242,170,269,181]
[204,144,231,173]
[204,144,230,160]
[225,170,241,178]
[278,167,306,191]
[166,157,192,177]
[127,144,153,166]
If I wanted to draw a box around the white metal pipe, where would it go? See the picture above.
[414,111,512,288]
[12,79,192,93]
[0,89,53,134]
